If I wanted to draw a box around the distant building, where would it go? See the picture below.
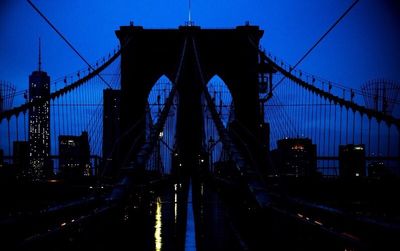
[272,138,317,177]
[368,161,388,178]
[103,89,120,174]
[59,131,91,179]
[28,40,51,182]
[0,146,20,183]
[339,144,366,178]
[13,141,29,179]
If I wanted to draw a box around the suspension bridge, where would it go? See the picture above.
[0,23,399,251]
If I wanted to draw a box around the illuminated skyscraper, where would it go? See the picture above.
[28,39,51,182]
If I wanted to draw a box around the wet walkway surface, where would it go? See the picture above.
[134,177,245,251]
[14,176,365,251]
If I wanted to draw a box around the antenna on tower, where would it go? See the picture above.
[189,0,191,23]
[188,0,193,26]
[38,37,42,72]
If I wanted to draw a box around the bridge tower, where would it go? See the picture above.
[116,24,265,172]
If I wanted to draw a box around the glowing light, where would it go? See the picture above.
[291,144,304,150]
[60,222,67,227]
[174,191,178,224]
[154,197,162,251]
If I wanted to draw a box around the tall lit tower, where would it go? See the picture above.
[28,38,51,182]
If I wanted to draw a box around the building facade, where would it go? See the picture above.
[59,131,91,179]
[272,138,317,177]
[103,89,120,159]
[28,69,51,182]
[13,141,29,180]
[102,89,120,176]
[339,144,366,178]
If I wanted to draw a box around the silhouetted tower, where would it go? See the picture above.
[116,24,265,172]
[28,38,51,182]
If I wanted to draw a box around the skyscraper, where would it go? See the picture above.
[103,89,120,175]
[28,39,51,182]
[339,144,366,178]
[59,131,91,179]
[272,138,317,177]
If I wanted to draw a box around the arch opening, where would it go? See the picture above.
[147,75,173,124]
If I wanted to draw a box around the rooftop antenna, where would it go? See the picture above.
[38,37,42,71]
[188,0,192,25]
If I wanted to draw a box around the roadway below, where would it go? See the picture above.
[6,173,397,250]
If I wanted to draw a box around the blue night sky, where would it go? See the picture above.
[0,0,399,106]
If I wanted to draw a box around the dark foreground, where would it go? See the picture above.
[1,174,399,251]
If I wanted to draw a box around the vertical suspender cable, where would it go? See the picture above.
[352,110,356,144]
[377,121,381,156]
[80,83,84,134]
[318,94,324,157]
[70,91,73,135]
[387,124,391,158]
[346,107,349,144]
[368,118,372,156]
[333,102,338,175]
[360,114,363,144]
[58,95,61,143]
[24,111,27,141]
[323,95,327,158]
[301,82,305,136]
[61,94,65,136]
[16,115,19,141]
[308,84,312,139]
[72,89,76,136]
[296,82,300,136]
[333,103,337,157]
[339,104,343,146]
[7,118,11,156]
[311,92,315,143]
[328,100,332,168]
